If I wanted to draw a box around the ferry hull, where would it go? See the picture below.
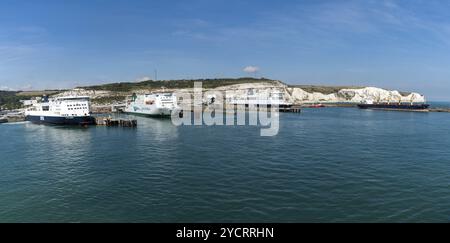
[125,92,178,118]
[25,115,96,125]
[357,104,430,111]
[124,110,173,117]
[124,107,174,117]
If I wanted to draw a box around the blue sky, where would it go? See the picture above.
[1,0,450,100]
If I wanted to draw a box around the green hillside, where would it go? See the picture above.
[0,90,61,110]
[0,91,25,110]
[77,77,280,92]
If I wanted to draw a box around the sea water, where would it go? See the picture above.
[1,107,450,222]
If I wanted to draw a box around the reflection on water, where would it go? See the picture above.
[129,115,180,142]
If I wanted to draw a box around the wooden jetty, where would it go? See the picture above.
[95,117,137,127]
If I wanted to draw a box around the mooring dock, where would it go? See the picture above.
[279,105,302,113]
[95,117,137,127]
[429,108,450,113]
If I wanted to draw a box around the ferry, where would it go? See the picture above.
[0,116,7,124]
[124,93,179,117]
[227,89,293,108]
[357,99,430,111]
[25,96,96,125]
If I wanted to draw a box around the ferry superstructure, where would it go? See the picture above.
[124,93,178,117]
[25,96,95,125]
[227,89,292,108]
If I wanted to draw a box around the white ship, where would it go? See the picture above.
[25,96,95,125]
[227,89,292,108]
[124,93,179,117]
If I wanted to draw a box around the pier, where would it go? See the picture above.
[429,108,450,113]
[95,117,137,127]
[279,105,301,113]
[0,113,25,123]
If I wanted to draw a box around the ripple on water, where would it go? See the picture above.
[1,109,450,222]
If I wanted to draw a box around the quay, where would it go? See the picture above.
[95,117,137,127]
[429,108,450,113]
[0,113,25,123]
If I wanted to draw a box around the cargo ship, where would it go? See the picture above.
[25,96,96,125]
[357,100,430,111]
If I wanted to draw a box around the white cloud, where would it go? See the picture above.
[136,76,152,82]
[243,66,260,73]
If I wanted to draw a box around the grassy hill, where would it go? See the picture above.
[0,90,61,110]
[0,91,25,110]
[81,78,413,96]
[77,77,281,92]
[16,90,61,97]
[74,76,416,97]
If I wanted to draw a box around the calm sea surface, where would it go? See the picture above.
[1,106,450,222]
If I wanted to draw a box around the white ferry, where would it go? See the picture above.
[25,96,95,125]
[227,89,292,108]
[124,93,178,117]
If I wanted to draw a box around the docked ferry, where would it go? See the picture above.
[227,89,293,108]
[357,100,430,111]
[25,96,96,125]
[124,93,179,117]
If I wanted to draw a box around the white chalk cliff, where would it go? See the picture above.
[288,86,425,103]
[59,82,426,105]
[213,82,426,104]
